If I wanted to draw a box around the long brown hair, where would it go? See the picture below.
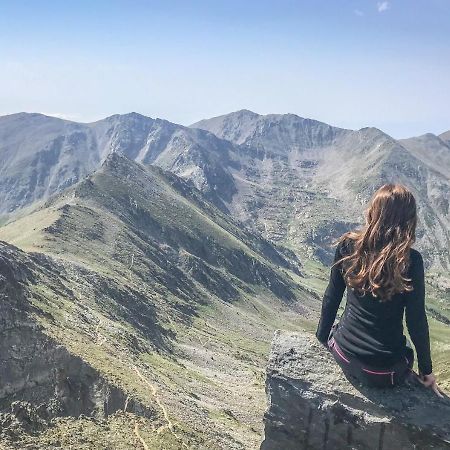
[335,184,417,301]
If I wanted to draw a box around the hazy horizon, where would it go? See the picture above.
[1,0,449,139]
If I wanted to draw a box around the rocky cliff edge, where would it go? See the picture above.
[261,331,450,450]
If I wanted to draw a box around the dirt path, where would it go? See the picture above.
[134,422,151,450]
[133,366,189,449]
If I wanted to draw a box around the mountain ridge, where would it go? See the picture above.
[1,110,449,270]
[1,111,450,449]
[0,111,239,214]
[190,110,450,270]
[191,109,351,152]
[0,152,312,449]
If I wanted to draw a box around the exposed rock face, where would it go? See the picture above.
[261,331,450,450]
[0,156,310,448]
[193,111,450,270]
[2,111,449,270]
[0,112,236,214]
[0,241,151,439]
[191,109,346,152]
[440,130,450,145]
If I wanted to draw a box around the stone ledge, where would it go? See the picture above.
[261,330,450,450]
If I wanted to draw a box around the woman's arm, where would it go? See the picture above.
[405,251,433,376]
[315,243,346,344]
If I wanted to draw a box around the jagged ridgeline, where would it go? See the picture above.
[192,110,450,271]
[0,110,450,449]
[1,111,450,271]
[0,153,312,449]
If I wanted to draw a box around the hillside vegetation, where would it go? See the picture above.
[0,110,449,449]
[0,154,314,449]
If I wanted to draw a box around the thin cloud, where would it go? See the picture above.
[354,9,365,16]
[377,1,390,12]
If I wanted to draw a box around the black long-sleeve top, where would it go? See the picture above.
[316,239,433,375]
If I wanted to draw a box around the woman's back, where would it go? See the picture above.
[325,240,431,374]
[316,184,438,392]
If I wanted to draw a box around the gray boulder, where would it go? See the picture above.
[261,331,450,449]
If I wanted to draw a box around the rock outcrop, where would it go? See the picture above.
[0,241,152,440]
[261,331,450,450]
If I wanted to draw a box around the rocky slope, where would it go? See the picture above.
[0,242,152,439]
[192,111,450,271]
[2,111,449,272]
[1,110,450,448]
[440,130,450,145]
[0,112,237,215]
[261,331,450,450]
[0,153,312,449]
[400,133,450,178]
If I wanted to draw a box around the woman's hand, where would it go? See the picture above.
[419,373,444,398]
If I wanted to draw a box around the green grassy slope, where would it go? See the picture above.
[0,154,314,449]
[1,152,448,449]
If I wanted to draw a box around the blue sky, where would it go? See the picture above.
[0,0,449,138]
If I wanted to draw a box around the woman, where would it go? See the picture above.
[316,184,442,396]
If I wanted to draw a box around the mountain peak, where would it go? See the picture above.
[0,111,69,124]
[100,150,146,176]
[400,131,450,148]
[102,149,127,165]
[191,109,346,149]
[190,109,259,128]
[99,111,154,123]
[227,109,260,118]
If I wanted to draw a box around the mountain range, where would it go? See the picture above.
[0,152,314,449]
[1,110,449,271]
[192,110,450,271]
[0,110,449,449]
